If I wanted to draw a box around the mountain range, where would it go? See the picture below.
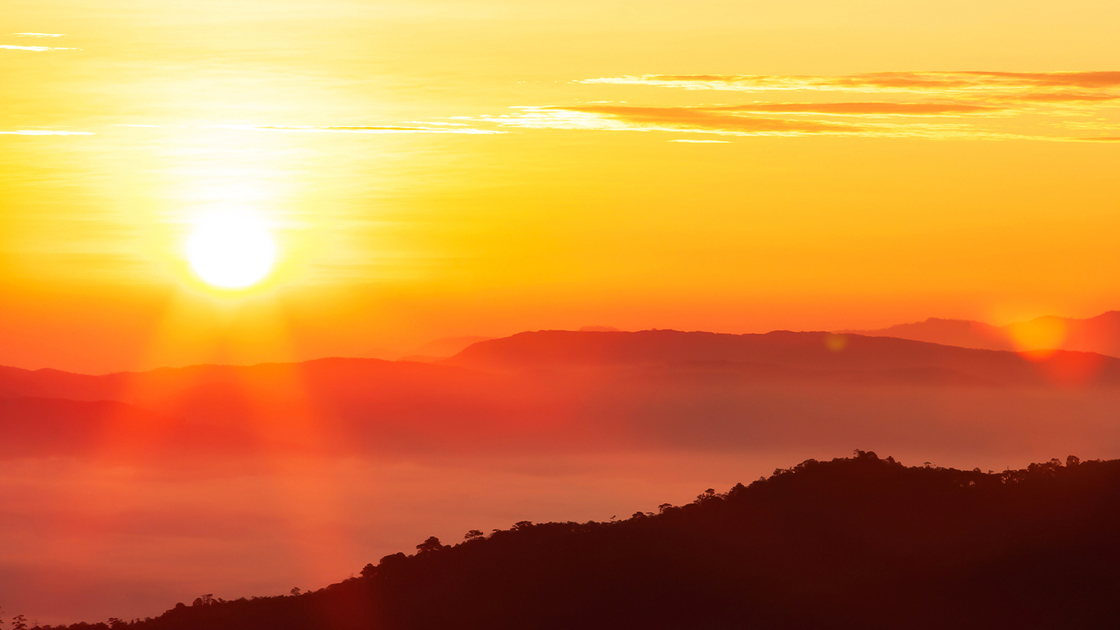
[5,328,1120,465]
[847,310,1120,357]
[8,317,1120,624]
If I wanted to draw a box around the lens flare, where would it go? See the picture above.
[824,333,848,352]
[187,212,277,289]
[1007,316,1067,360]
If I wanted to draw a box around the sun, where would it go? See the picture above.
[187,211,277,289]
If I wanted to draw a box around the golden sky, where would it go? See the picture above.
[3,0,1120,373]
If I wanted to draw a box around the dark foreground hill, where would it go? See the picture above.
[34,452,1120,630]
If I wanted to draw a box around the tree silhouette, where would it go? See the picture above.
[415,536,443,554]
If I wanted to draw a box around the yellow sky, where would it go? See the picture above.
[2,0,1120,372]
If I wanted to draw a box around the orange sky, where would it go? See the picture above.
[3,0,1120,373]
[5,3,1120,624]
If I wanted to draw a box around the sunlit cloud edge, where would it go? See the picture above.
[579,71,1120,95]
[468,106,1057,141]
[1,44,80,51]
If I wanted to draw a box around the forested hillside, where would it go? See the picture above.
[28,451,1120,630]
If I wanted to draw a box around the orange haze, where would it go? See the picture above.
[3,0,1120,625]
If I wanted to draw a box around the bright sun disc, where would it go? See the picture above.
[187,212,277,289]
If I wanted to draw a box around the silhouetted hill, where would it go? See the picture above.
[3,331,1117,410]
[1033,310,1120,356]
[845,317,1015,351]
[447,329,1120,386]
[33,452,1120,630]
[0,365,129,400]
[850,310,1120,357]
[7,332,1120,462]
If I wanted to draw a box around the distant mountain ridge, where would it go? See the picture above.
[7,328,1119,404]
[6,329,1120,463]
[847,310,1120,357]
[446,328,1120,386]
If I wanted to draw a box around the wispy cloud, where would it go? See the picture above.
[670,139,730,144]
[499,70,1120,141]
[471,105,1023,140]
[580,71,1120,95]
[214,124,503,135]
[993,91,1120,104]
[471,105,849,136]
[553,105,864,134]
[1,44,78,51]
[0,130,95,136]
[403,121,471,127]
[709,102,1006,116]
[4,32,76,51]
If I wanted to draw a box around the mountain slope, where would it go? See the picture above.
[447,329,1120,386]
[844,317,1015,351]
[34,452,1120,630]
[850,310,1120,357]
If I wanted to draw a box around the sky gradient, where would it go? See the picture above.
[4,0,1120,373]
[5,1,1120,624]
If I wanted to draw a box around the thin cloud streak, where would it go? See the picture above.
[993,91,1120,103]
[214,124,504,135]
[581,71,1120,94]
[711,102,1006,116]
[473,105,857,136]
[1,44,79,51]
[475,105,1033,140]
[559,70,1120,141]
[0,130,95,136]
[558,105,863,134]
[13,33,65,38]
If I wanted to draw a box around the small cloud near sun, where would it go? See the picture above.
[1,44,79,51]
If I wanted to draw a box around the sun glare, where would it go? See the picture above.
[187,212,277,289]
